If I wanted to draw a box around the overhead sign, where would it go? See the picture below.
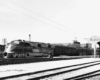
[90,36,100,41]
[89,36,100,58]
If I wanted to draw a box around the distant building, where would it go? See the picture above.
[86,43,92,48]
[2,38,7,45]
[81,43,92,49]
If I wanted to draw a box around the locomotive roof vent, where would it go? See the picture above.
[23,40,25,42]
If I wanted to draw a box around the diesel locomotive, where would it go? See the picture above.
[3,40,53,58]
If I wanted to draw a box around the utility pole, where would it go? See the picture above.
[29,34,31,42]
[2,38,7,45]
[93,42,97,58]
[74,37,77,42]
[85,36,100,58]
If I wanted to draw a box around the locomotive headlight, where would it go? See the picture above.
[4,44,12,53]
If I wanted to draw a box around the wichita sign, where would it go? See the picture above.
[89,36,100,58]
[90,36,100,42]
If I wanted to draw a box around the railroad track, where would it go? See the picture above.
[0,57,83,66]
[1,59,100,80]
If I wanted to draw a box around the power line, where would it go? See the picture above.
[0,3,76,37]
[8,0,76,33]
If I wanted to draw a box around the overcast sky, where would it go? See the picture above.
[0,0,100,44]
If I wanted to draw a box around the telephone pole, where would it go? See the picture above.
[29,34,31,42]
[2,38,7,45]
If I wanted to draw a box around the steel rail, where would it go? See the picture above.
[1,60,100,80]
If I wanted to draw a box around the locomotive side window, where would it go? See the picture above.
[48,44,51,48]
[19,42,31,46]
[19,42,24,46]
[23,43,31,47]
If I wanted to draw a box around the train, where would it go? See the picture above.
[2,39,93,58]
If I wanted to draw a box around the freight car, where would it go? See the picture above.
[54,45,76,56]
[3,40,53,58]
[53,44,93,57]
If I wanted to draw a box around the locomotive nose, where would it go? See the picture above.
[3,52,7,58]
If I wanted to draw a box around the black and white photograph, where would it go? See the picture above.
[0,0,100,80]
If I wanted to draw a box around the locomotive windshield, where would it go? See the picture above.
[11,40,20,45]
[20,42,31,47]
[10,40,31,47]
